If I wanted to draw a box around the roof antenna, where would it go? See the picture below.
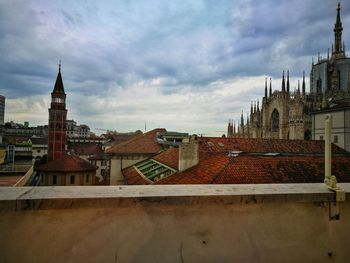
[144,121,147,132]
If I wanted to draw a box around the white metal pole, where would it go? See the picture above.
[325,114,332,181]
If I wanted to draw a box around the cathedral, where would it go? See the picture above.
[228,3,350,140]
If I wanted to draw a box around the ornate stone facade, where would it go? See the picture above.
[228,3,350,140]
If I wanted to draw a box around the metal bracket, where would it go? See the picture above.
[324,175,345,220]
[325,175,346,202]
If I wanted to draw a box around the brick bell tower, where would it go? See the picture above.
[48,62,67,161]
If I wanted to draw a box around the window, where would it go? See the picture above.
[271,109,279,132]
[53,175,57,185]
[320,136,324,141]
[334,136,338,143]
[70,175,75,184]
[86,174,89,183]
[37,150,41,153]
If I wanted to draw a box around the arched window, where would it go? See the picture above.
[271,109,279,132]
[304,130,311,140]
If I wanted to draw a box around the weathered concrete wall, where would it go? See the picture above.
[1,184,350,263]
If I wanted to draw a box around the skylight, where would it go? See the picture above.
[135,159,176,182]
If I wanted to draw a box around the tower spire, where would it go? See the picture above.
[302,71,306,96]
[53,63,65,94]
[334,2,344,55]
[282,70,286,92]
[265,77,267,98]
[287,70,290,94]
[269,78,272,97]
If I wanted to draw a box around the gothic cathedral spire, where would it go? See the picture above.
[334,2,344,56]
[286,70,290,94]
[302,71,306,96]
[282,71,286,92]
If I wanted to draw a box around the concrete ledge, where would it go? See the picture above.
[1,183,349,210]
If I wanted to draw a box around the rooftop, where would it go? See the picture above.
[122,137,350,185]
[37,155,97,173]
[106,128,166,155]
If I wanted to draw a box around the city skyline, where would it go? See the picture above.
[0,0,349,136]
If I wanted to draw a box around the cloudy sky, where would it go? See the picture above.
[0,0,349,135]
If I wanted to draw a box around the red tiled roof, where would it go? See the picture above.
[122,137,350,185]
[152,147,179,170]
[123,166,151,185]
[37,155,97,173]
[106,128,166,154]
[197,137,347,157]
[156,155,350,184]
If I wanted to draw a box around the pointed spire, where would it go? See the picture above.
[53,62,65,94]
[264,78,268,98]
[328,48,330,60]
[312,57,314,65]
[302,71,306,96]
[257,99,260,112]
[286,70,290,94]
[233,121,236,135]
[269,78,272,97]
[253,101,256,113]
[297,80,300,95]
[282,70,286,92]
[334,2,343,55]
[250,101,253,115]
[241,111,244,125]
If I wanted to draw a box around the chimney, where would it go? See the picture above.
[179,136,199,172]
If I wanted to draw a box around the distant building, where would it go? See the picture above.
[228,3,350,140]
[89,154,110,184]
[66,120,91,138]
[37,155,97,186]
[0,95,5,126]
[48,64,67,161]
[29,136,48,163]
[0,95,5,143]
[312,102,350,152]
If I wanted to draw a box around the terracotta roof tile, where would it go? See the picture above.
[122,137,350,185]
[157,155,350,184]
[123,166,151,185]
[152,147,179,170]
[198,137,347,156]
[106,128,166,154]
[37,155,97,173]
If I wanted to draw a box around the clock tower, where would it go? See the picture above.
[48,63,67,161]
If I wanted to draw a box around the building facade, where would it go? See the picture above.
[48,64,67,161]
[228,3,350,140]
[312,104,350,152]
